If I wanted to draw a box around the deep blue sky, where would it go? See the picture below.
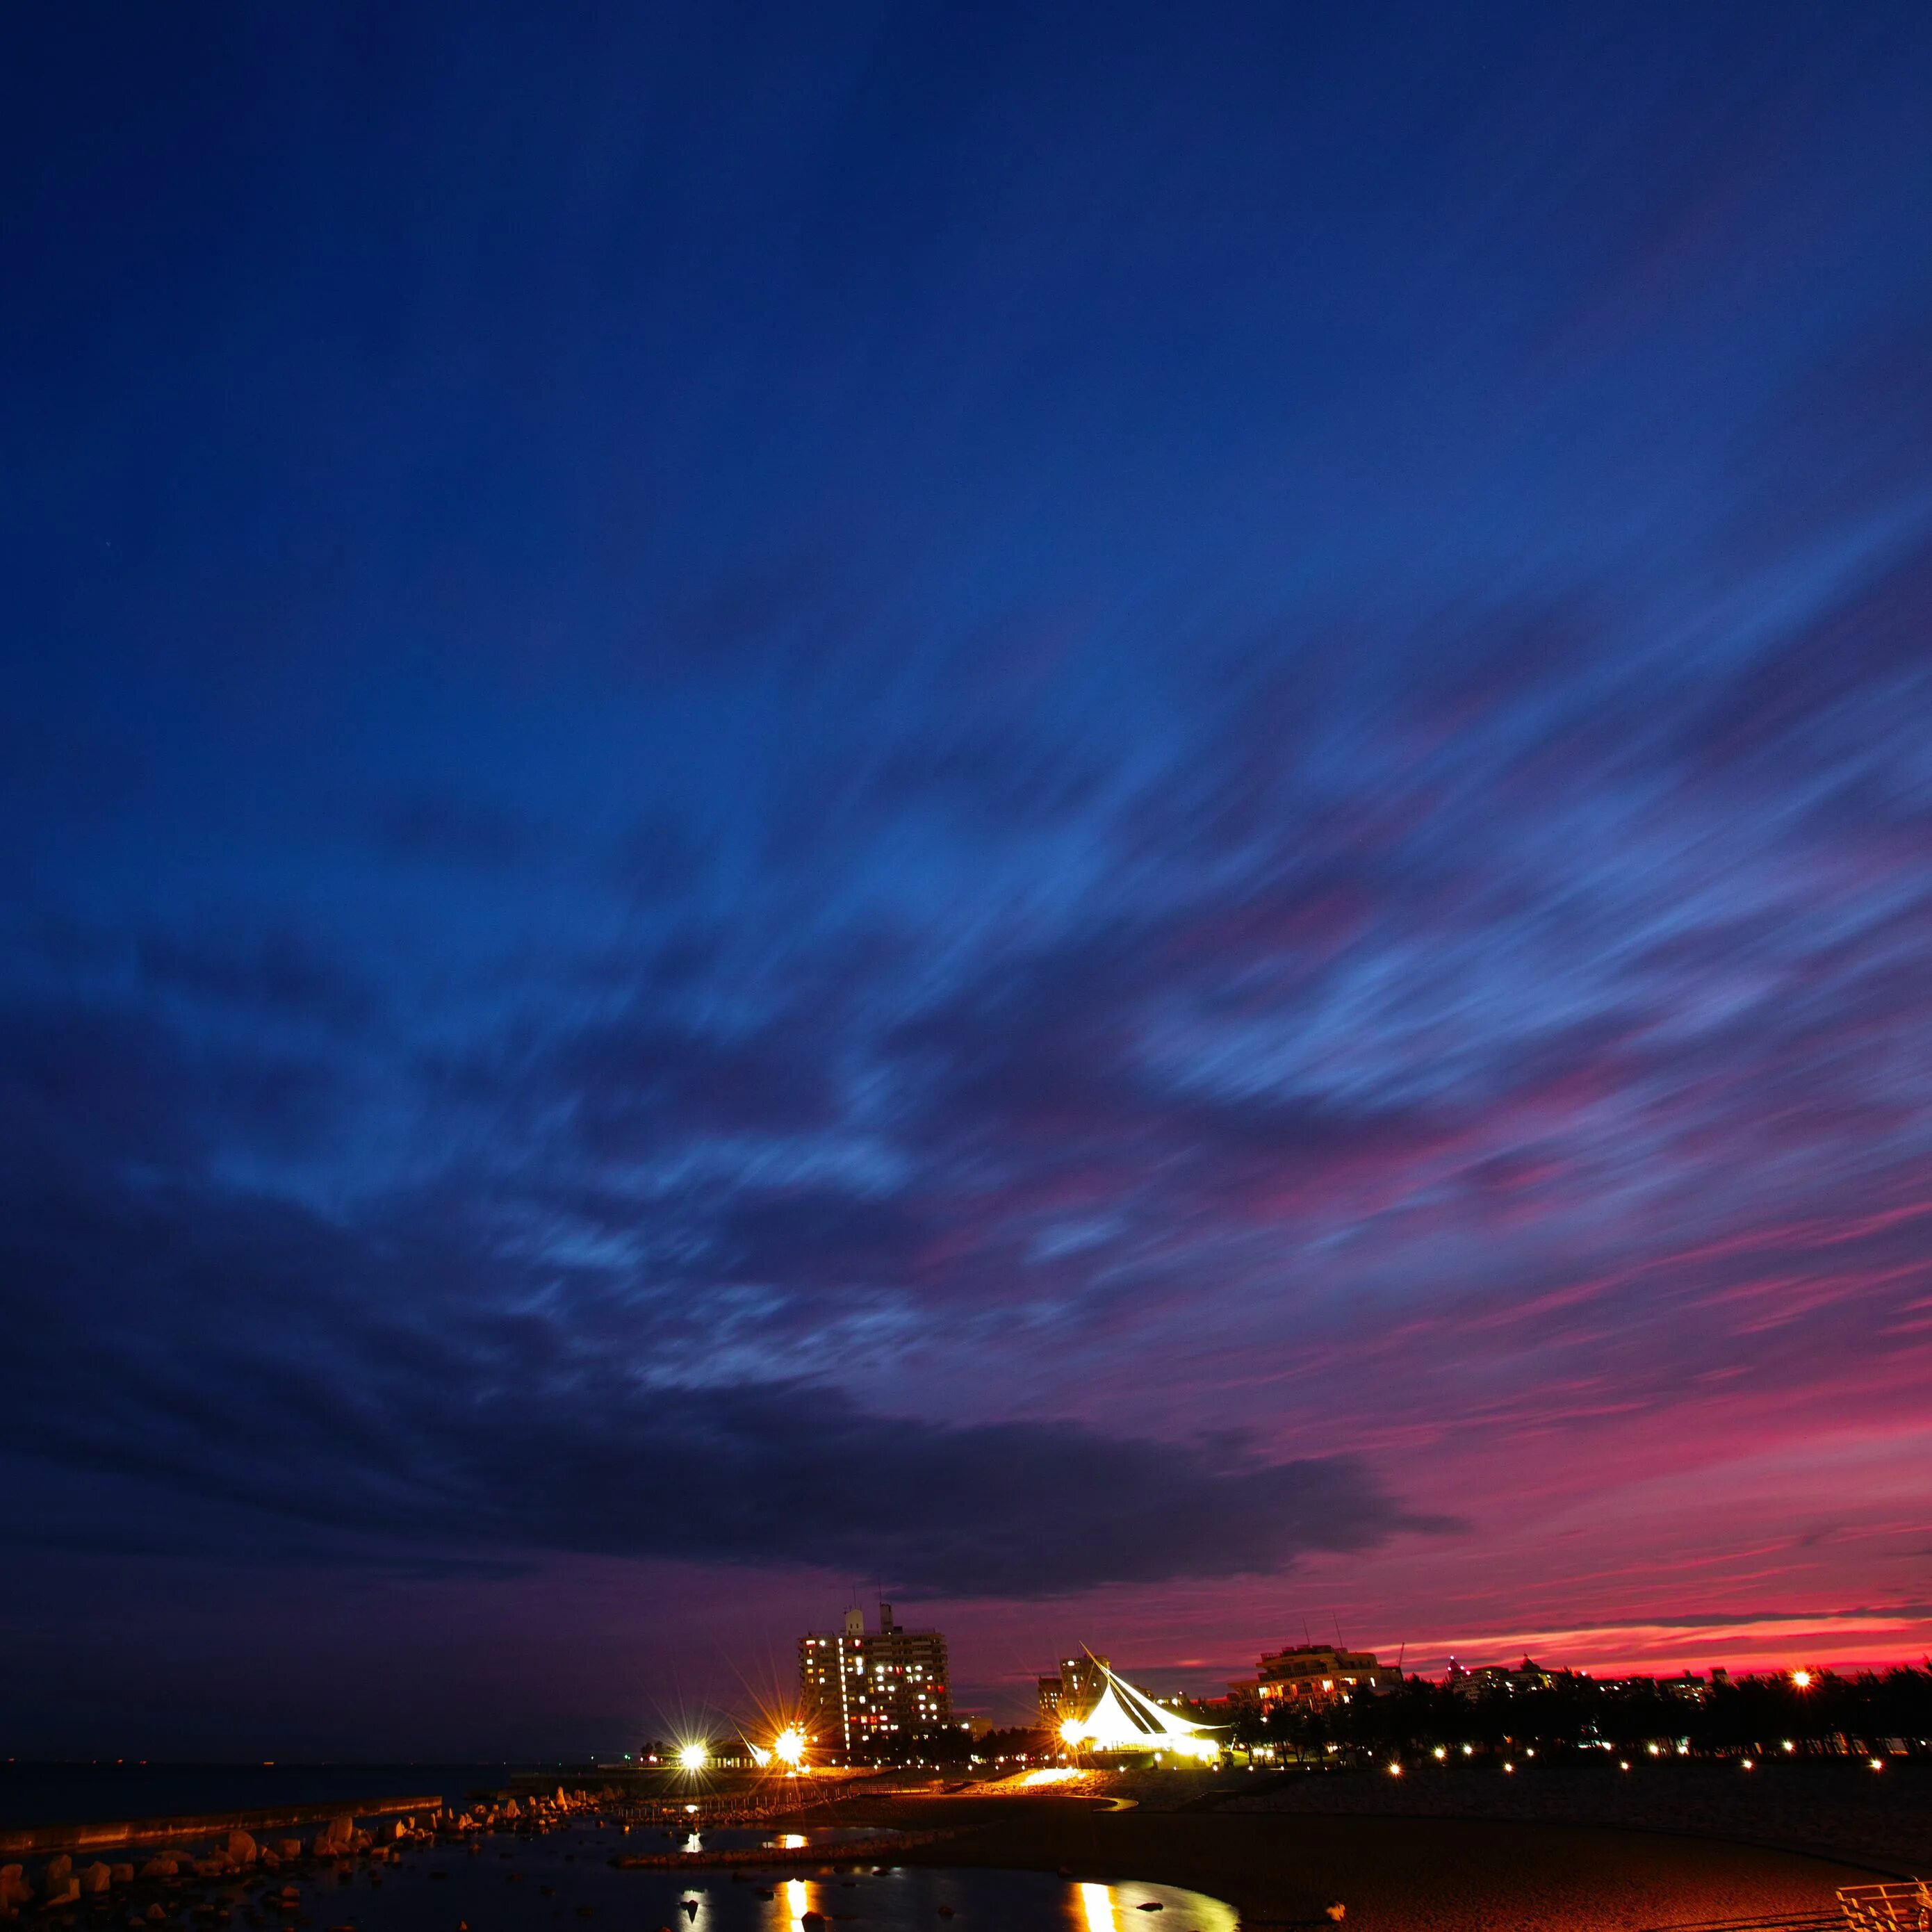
[6,2,1932,1758]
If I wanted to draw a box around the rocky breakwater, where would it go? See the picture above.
[0,1812,440,1921]
[0,1785,625,1922]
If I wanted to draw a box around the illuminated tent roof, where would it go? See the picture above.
[1061,1659,1220,1760]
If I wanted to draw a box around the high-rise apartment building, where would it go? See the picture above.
[799,1603,951,1755]
[1037,1653,1112,1727]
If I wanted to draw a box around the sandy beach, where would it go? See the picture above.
[830,1792,1885,1931]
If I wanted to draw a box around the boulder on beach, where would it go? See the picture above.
[0,1865,28,1908]
[276,1843,302,1863]
[45,1859,72,1885]
[44,1878,82,1908]
[79,1865,112,1896]
[110,1866,134,1887]
[227,1835,256,1866]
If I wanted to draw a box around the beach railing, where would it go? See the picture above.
[1837,1881,1932,1931]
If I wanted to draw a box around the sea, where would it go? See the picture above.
[0,1765,516,1831]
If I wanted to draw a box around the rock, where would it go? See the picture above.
[0,1867,27,1908]
[44,1878,82,1908]
[226,1837,256,1867]
[45,1861,72,1887]
[79,1867,112,1897]
[316,1818,354,1856]
[110,1867,134,1888]
[147,1907,167,1922]
[1325,1906,1346,1924]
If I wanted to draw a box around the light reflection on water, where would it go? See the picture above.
[272,1824,1235,1932]
[1073,1880,1237,1932]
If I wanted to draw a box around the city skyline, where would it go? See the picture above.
[5,1,1932,1758]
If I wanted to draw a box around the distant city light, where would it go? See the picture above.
[1619,1761,1630,1771]
[1432,1746,1446,1760]
[1870,1757,1885,1772]
[677,1743,707,1772]
[772,1726,806,1768]
[1503,1762,1514,1774]
[1783,1740,1795,1752]
[1386,1761,1402,1776]
[1742,1758,1754,1770]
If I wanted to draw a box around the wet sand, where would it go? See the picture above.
[833,1794,1882,1930]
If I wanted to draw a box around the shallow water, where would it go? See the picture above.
[631,1828,910,1856]
[230,1824,1238,1932]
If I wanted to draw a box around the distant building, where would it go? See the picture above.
[1038,1653,1113,1727]
[799,1603,951,1755]
[1236,1644,1400,1708]
[1446,1655,1564,1698]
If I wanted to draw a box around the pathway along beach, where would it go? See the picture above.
[827,1791,1888,1931]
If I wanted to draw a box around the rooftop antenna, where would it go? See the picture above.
[1302,1617,1312,1645]
[1396,1642,1407,1674]
[1332,1612,1343,1647]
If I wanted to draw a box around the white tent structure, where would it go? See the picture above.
[1058,1657,1221,1762]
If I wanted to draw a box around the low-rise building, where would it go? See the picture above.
[1236,1644,1400,1707]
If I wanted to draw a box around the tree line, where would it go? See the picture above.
[1197,1664,1932,1758]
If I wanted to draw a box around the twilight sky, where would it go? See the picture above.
[6,2,1932,1759]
